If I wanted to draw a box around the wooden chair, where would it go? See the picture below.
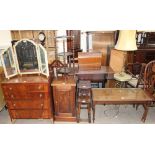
[136,60,155,110]
[143,60,155,106]
[125,62,146,88]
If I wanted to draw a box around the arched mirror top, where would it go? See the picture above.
[14,39,40,74]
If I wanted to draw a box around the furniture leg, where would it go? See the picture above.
[93,104,95,123]
[141,103,148,123]
[88,103,91,123]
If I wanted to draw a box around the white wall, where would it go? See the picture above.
[80,31,92,52]
[56,30,67,53]
[0,30,12,49]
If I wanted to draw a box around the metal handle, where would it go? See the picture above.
[11,94,14,98]
[39,94,43,98]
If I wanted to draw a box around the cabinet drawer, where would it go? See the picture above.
[27,84,47,92]
[7,100,45,109]
[27,92,47,99]
[10,109,51,119]
[2,85,28,99]
[3,92,28,100]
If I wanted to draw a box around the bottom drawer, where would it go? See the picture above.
[9,109,51,119]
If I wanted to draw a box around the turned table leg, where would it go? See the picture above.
[141,103,149,123]
[93,104,95,123]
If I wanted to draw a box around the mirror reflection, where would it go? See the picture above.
[39,45,48,75]
[15,40,39,71]
[2,47,17,77]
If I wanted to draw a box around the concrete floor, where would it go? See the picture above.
[0,104,155,124]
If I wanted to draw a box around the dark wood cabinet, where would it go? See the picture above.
[127,49,155,64]
[51,76,76,122]
[66,30,82,59]
[1,75,53,122]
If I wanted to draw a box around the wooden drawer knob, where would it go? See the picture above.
[11,94,14,98]
[13,103,16,107]
[39,94,43,98]
[38,86,41,90]
[9,87,12,90]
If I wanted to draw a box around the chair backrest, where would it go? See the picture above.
[125,62,146,88]
[125,62,142,76]
[144,60,155,95]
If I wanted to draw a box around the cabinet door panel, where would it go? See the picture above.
[54,88,74,116]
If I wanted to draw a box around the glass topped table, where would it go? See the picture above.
[92,88,154,123]
[114,72,132,87]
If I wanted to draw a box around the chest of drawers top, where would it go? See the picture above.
[1,75,49,84]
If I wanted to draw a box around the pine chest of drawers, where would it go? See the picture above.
[1,76,53,122]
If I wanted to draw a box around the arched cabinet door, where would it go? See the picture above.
[38,44,49,77]
[0,47,18,79]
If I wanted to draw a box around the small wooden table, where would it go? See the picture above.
[75,66,114,87]
[92,88,153,123]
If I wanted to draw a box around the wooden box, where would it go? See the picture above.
[78,52,102,70]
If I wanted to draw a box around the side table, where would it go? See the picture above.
[114,72,132,88]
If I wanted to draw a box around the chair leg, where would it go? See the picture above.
[76,103,81,123]
[88,103,91,123]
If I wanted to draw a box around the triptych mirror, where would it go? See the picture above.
[0,39,49,79]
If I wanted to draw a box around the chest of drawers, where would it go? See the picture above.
[1,76,53,122]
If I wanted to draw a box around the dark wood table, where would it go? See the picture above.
[75,66,114,87]
[92,88,154,123]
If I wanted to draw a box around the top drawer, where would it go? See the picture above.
[27,84,48,92]
[2,84,26,94]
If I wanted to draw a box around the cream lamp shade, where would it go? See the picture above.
[115,30,137,51]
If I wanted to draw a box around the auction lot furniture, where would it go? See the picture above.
[51,76,76,122]
[92,88,154,123]
[114,72,132,88]
[76,66,114,87]
[1,76,53,123]
[76,80,92,123]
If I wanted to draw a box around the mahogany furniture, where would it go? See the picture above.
[92,88,153,123]
[66,30,82,61]
[78,52,102,70]
[133,49,155,63]
[51,76,76,122]
[1,75,53,122]
[75,66,114,87]
[76,80,92,123]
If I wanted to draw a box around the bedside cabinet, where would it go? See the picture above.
[1,76,53,122]
[51,76,76,122]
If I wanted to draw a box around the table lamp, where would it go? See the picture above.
[115,30,137,74]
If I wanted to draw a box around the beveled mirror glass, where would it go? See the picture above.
[14,39,40,75]
[0,47,17,79]
[38,44,49,77]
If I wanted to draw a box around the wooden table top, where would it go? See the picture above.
[76,66,114,75]
[92,88,153,102]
